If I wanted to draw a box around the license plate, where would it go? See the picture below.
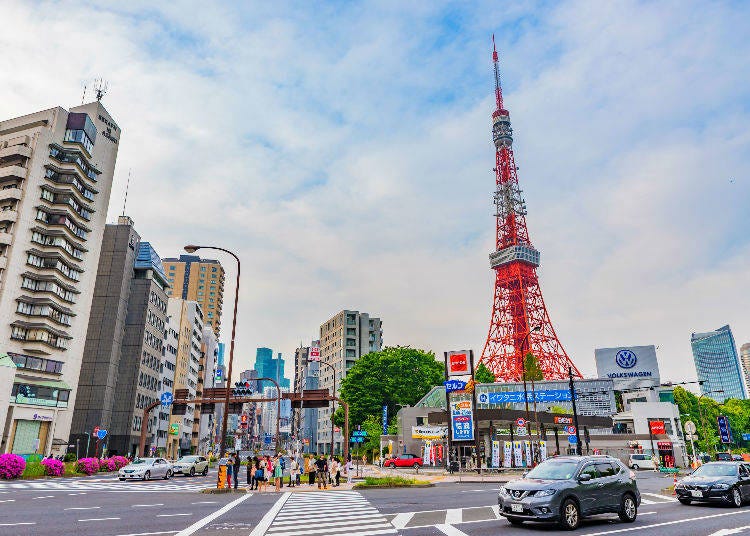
[511,503,524,513]
[690,490,703,498]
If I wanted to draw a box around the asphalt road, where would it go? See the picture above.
[3,470,750,536]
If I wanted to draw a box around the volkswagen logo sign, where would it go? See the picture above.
[615,349,637,369]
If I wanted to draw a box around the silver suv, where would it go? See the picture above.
[498,455,640,530]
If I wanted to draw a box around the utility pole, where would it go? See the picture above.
[568,366,582,455]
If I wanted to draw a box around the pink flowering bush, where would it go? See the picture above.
[99,458,117,472]
[75,457,100,475]
[0,453,26,479]
[110,456,129,470]
[41,458,64,477]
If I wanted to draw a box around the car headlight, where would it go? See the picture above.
[713,483,731,490]
[536,489,556,497]
[499,487,509,497]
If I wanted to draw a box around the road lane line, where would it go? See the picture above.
[68,492,87,495]
[585,509,750,535]
[190,501,217,504]
[247,492,290,536]
[445,509,462,525]
[79,517,121,522]
[112,532,177,536]
[157,513,192,517]
[641,512,656,515]
[0,523,36,527]
[133,503,165,507]
[391,512,415,529]
[0,499,15,503]
[65,506,101,510]
[435,524,470,536]
[34,495,55,499]
[175,493,254,536]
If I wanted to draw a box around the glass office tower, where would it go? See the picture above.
[691,325,746,402]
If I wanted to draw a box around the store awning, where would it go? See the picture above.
[15,376,71,390]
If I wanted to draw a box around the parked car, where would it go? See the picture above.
[675,462,750,507]
[732,454,744,462]
[118,457,172,481]
[172,455,209,477]
[628,453,656,470]
[498,455,640,530]
[383,454,423,468]
[716,452,732,461]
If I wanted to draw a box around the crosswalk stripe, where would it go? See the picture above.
[391,512,415,529]
[267,526,395,536]
[271,514,384,526]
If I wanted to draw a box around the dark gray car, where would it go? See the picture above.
[497,455,640,530]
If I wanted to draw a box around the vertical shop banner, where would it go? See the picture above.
[491,440,501,468]
[503,441,512,468]
[450,398,475,441]
[524,441,532,467]
[539,440,548,462]
[513,441,523,467]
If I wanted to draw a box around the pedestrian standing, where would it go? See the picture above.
[315,455,328,489]
[246,455,254,488]
[345,458,354,484]
[328,457,338,487]
[289,457,299,487]
[273,456,282,492]
[232,453,240,489]
[255,458,267,492]
[226,456,234,489]
[306,455,315,486]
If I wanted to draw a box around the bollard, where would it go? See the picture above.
[672,472,677,495]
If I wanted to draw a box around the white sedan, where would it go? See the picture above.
[172,455,209,477]
[119,458,173,481]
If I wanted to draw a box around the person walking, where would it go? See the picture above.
[328,457,338,487]
[345,457,354,484]
[273,456,283,492]
[288,457,299,487]
[315,455,328,489]
[232,453,240,490]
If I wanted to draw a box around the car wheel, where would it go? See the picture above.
[678,498,691,505]
[189,467,195,477]
[630,464,637,470]
[202,466,208,476]
[618,493,637,523]
[164,470,172,480]
[119,478,126,481]
[413,463,420,468]
[731,487,742,507]
[143,471,151,481]
[507,517,524,525]
[559,499,580,530]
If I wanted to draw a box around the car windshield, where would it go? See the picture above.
[178,456,198,462]
[525,460,579,480]
[693,464,737,477]
[131,458,154,465]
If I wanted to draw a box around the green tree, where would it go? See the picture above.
[333,346,444,431]
[474,362,496,383]
[523,353,544,382]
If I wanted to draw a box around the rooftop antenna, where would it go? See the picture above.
[93,78,109,102]
[81,81,87,104]
[122,169,131,216]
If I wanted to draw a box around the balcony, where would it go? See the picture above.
[0,188,22,202]
[0,165,27,181]
[0,209,18,223]
[0,232,11,245]
[0,144,32,162]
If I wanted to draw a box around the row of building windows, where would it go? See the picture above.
[9,353,64,374]
[138,371,158,392]
[16,301,72,326]
[149,290,166,313]
[27,252,81,281]
[21,275,77,303]
[141,350,160,373]
[63,127,94,153]
[48,145,98,181]
[11,325,69,349]
[44,168,96,201]
[36,209,88,240]
[40,188,92,220]
[136,393,157,410]
[146,309,164,332]
[31,230,84,260]
[144,330,163,353]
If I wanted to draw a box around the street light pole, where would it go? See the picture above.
[311,358,337,456]
[184,244,240,457]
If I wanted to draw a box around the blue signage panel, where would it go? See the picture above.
[96,429,108,440]
[742,433,750,441]
[382,405,388,435]
[450,400,474,442]
[477,390,574,405]
[568,435,578,445]
[718,415,732,444]
[444,379,467,393]
[160,392,174,406]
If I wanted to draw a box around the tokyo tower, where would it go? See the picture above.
[479,38,581,382]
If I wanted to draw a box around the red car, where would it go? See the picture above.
[384,454,423,468]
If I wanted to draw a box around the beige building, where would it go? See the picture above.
[741,343,750,395]
[166,298,203,458]
[317,310,382,454]
[162,255,224,338]
[0,101,120,456]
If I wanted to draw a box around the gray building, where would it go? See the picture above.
[155,317,179,452]
[69,217,170,456]
[293,343,319,453]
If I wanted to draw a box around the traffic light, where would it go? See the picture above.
[233,381,253,397]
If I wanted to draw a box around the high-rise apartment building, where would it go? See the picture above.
[317,310,382,454]
[167,298,204,457]
[740,343,750,397]
[69,218,171,456]
[156,316,179,452]
[692,325,746,403]
[162,255,224,338]
[253,347,291,390]
[194,326,219,454]
[293,341,320,453]
[0,101,121,456]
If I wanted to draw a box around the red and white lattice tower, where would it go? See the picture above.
[479,38,581,381]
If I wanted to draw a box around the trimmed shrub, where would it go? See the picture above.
[110,456,129,470]
[41,458,64,477]
[0,453,26,480]
[75,457,100,475]
[21,462,46,478]
[63,453,77,462]
[99,458,117,472]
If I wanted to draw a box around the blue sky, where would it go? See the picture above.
[2,1,749,383]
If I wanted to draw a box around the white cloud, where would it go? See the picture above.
[1,1,748,383]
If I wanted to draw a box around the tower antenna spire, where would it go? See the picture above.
[93,78,109,102]
[122,169,131,216]
[492,35,504,111]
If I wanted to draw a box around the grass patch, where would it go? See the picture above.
[21,462,46,478]
[354,476,431,489]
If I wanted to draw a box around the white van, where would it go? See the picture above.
[628,453,656,470]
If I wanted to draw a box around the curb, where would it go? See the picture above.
[353,483,435,489]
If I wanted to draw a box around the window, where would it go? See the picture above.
[579,464,599,480]
[595,462,617,477]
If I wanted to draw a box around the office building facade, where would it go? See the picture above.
[163,255,224,338]
[293,342,320,453]
[740,343,750,396]
[0,101,120,456]
[253,347,291,390]
[692,325,746,403]
[317,310,382,454]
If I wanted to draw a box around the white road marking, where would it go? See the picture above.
[641,492,677,502]
[157,513,192,517]
[248,492,291,536]
[0,522,36,527]
[34,495,55,499]
[460,488,501,492]
[435,524,470,536]
[190,501,217,504]
[585,509,750,535]
[65,506,101,510]
[68,492,87,495]
[391,512,415,529]
[132,503,165,507]
[709,525,750,536]
[79,517,121,522]
[174,493,253,536]
[0,499,15,503]
[112,532,177,536]
[445,509,462,525]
